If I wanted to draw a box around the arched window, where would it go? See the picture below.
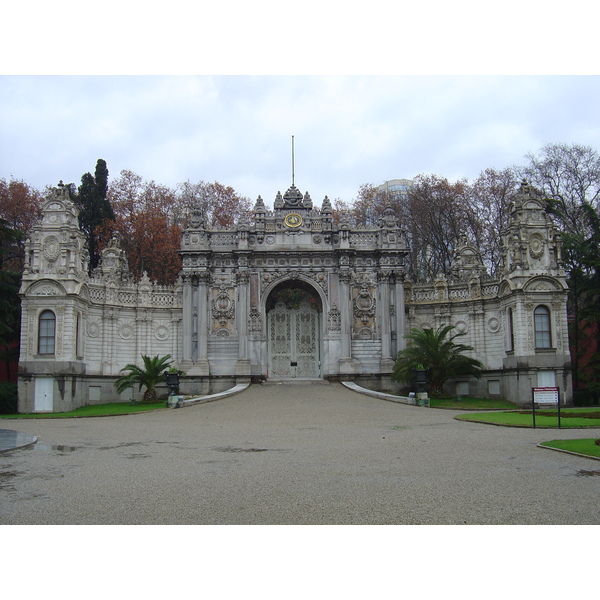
[534,305,551,349]
[38,310,56,355]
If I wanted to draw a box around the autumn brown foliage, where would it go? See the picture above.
[0,178,42,271]
[106,171,182,285]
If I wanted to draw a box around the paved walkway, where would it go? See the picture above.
[1,381,599,524]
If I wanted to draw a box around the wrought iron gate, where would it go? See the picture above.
[268,300,320,379]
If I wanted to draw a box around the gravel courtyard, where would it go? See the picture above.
[1,382,599,525]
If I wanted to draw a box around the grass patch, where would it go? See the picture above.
[456,407,600,428]
[539,439,600,459]
[0,402,166,419]
[429,396,518,410]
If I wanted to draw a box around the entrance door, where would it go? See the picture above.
[35,377,54,411]
[268,300,320,379]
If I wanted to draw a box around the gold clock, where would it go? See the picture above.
[284,213,303,228]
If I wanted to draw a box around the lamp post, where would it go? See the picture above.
[164,369,182,408]
[414,367,429,407]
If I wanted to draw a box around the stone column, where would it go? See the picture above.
[338,268,357,374]
[181,275,193,363]
[378,271,395,373]
[236,270,251,376]
[195,272,210,375]
[393,271,406,356]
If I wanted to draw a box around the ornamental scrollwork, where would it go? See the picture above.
[212,286,235,326]
[354,287,376,324]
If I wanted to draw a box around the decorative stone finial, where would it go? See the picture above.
[283,184,303,207]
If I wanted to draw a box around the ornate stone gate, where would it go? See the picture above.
[179,183,409,381]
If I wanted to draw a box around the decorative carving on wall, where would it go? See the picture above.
[29,283,61,296]
[249,306,262,333]
[42,236,60,262]
[153,321,170,341]
[212,286,235,326]
[87,320,101,338]
[354,287,376,325]
[327,304,341,333]
[487,316,500,333]
[529,234,545,259]
[118,320,135,340]
[455,319,468,334]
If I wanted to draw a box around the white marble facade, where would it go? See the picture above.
[18,181,571,411]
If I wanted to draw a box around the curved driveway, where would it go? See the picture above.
[1,382,599,524]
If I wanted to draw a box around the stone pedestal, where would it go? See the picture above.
[339,357,359,375]
[235,359,251,376]
[379,357,395,374]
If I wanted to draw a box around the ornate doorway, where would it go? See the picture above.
[267,286,321,379]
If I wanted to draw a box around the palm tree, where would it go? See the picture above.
[114,354,173,403]
[392,325,483,395]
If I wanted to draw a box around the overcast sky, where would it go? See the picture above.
[3,75,599,207]
[2,5,599,209]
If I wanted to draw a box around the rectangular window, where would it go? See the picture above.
[534,306,552,348]
[537,371,556,387]
[38,311,56,355]
[488,380,500,395]
[456,381,469,396]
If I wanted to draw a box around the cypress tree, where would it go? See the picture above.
[73,159,114,273]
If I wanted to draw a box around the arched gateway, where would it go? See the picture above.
[266,281,323,379]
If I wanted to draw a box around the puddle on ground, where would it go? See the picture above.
[575,470,600,477]
[0,470,22,489]
[212,446,290,453]
[28,443,78,453]
[98,442,144,450]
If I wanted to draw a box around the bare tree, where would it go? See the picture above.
[469,168,521,277]
[176,180,252,228]
[521,143,600,233]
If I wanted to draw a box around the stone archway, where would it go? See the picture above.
[266,282,322,380]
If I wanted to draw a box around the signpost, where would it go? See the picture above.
[531,387,561,429]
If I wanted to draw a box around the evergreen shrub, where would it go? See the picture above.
[0,382,18,414]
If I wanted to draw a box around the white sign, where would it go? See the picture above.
[533,387,559,404]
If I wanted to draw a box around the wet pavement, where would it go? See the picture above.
[0,429,37,453]
[1,382,599,525]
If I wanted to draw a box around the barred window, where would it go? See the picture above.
[38,310,56,355]
[534,305,551,349]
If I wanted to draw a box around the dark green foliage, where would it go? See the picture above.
[114,354,173,403]
[71,159,115,273]
[0,221,22,362]
[0,382,18,414]
[546,198,600,391]
[392,325,484,394]
[573,389,598,406]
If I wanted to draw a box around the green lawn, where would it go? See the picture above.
[0,402,166,419]
[429,396,518,410]
[539,438,600,459]
[456,408,600,428]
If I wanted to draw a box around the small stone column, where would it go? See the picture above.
[236,270,251,376]
[394,271,406,356]
[378,271,395,373]
[182,275,193,363]
[338,268,357,374]
[196,272,210,375]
